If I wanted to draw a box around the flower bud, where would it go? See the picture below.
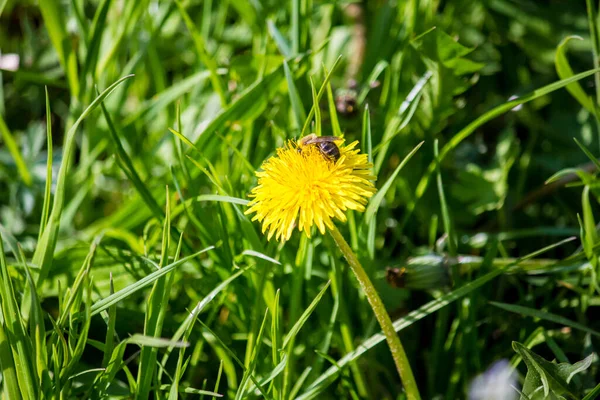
[386,254,452,290]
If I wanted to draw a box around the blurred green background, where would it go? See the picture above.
[1,0,599,399]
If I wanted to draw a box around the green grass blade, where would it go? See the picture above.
[90,245,214,316]
[357,60,389,104]
[583,382,600,400]
[100,94,163,218]
[435,140,457,256]
[57,239,97,327]
[586,0,600,108]
[270,289,282,396]
[299,236,577,399]
[241,250,281,265]
[574,137,600,171]
[101,272,117,368]
[361,104,373,163]
[0,236,37,400]
[162,385,222,397]
[29,75,134,309]
[284,60,307,130]
[195,64,286,146]
[18,245,49,393]
[310,77,321,136]
[489,301,600,338]
[38,0,79,96]
[403,67,600,230]
[159,267,250,374]
[198,320,272,399]
[0,321,22,400]
[246,354,288,394]
[80,0,113,92]
[123,70,214,126]
[0,112,32,186]
[128,334,189,348]
[326,80,342,137]
[0,240,23,400]
[299,56,342,138]
[268,20,292,58]
[282,280,331,349]
[373,70,430,173]
[365,141,424,224]
[136,191,175,399]
[61,273,92,383]
[236,308,269,399]
[555,36,594,113]
[175,0,227,107]
[39,87,53,238]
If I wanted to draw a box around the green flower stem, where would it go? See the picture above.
[329,225,421,400]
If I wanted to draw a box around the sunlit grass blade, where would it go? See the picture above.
[17,245,50,394]
[61,272,92,384]
[270,289,282,396]
[0,320,21,400]
[361,104,372,163]
[28,75,134,316]
[175,0,226,106]
[101,272,117,368]
[90,245,214,316]
[159,266,251,372]
[123,70,214,126]
[310,77,321,136]
[100,93,163,218]
[236,308,269,400]
[268,20,292,58]
[282,280,331,349]
[284,60,307,130]
[357,60,389,104]
[57,239,97,327]
[198,320,272,399]
[194,63,285,147]
[435,139,457,256]
[136,191,175,399]
[0,235,28,399]
[39,87,53,239]
[0,236,37,400]
[162,385,222,398]
[299,55,342,138]
[326,79,342,137]
[241,249,281,265]
[38,0,79,95]
[555,36,595,113]
[80,0,112,92]
[0,112,31,186]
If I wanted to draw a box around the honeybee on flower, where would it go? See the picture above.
[245,134,376,242]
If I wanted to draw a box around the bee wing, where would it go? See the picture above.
[303,136,341,145]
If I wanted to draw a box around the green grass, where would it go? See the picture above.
[1,0,600,398]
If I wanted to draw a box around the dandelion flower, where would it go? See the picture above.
[245,136,376,241]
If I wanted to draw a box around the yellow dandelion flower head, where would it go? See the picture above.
[245,135,376,242]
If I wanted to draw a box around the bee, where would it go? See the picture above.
[298,134,342,163]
